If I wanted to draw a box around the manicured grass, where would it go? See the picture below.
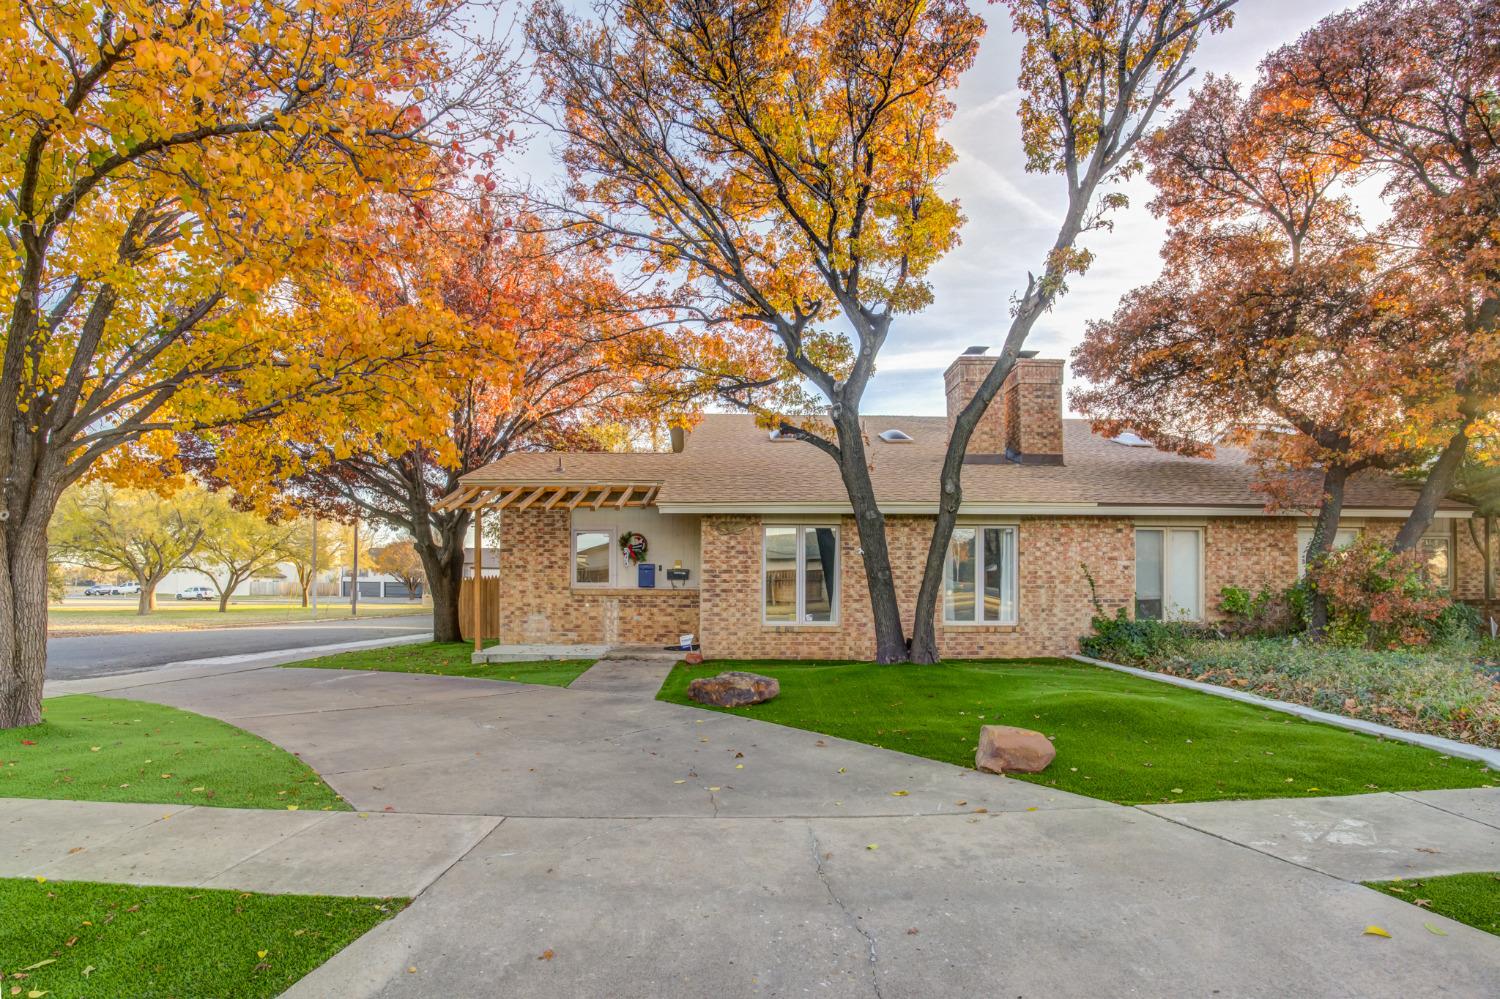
[1365,873,1500,937]
[48,600,428,636]
[3,696,347,810]
[658,659,1496,805]
[0,878,404,998]
[290,641,595,687]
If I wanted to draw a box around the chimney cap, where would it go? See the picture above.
[1018,349,1040,359]
[962,345,988,356]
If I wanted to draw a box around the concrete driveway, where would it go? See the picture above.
[52,656,1500,998]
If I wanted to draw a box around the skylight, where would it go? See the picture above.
[1110,431,1153,447]
[878,428,914,443]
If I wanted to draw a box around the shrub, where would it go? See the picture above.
[1431,602,1484,646]
[1080,608,1191,664]
[1308,537,1452,648]
[1216,584,1301,637]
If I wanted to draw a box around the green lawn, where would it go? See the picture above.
[1365,873,1500,937]
[658,659,1496,805]
[48,600,429,636]
[289,641,595,687]
[3,695,347,810]
[0,878,403,998]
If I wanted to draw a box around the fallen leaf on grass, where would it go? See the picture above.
[80,967,93,978]
[1413,899,1432,908]
[1363,925,1391,938]
[18,962,54,973]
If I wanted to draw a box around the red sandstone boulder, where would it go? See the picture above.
[975,725,1055,774]
[688,671,780,707]
[684,651,705,665]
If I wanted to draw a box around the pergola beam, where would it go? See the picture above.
[441,482,662,510]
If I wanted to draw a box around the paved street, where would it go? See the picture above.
[29,651,1500,999]
[45,616,432,680]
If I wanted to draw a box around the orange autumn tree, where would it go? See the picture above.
[205,193,696,642]
[0,0,509,728]
[1264,0,1500,552]
[1070,75,1445,631]
[532,0,1235,663]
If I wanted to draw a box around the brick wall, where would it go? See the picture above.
[496,507,699,646]
[699,514,1134,660]
[1453,518,1495,604]
[1203,518,1299,619]
[943,355,1005,455]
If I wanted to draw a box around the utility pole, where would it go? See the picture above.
[350,514,360,618]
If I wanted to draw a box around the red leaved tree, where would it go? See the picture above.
[1265,0,1500,550]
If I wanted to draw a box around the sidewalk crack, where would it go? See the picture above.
[807,824,881,999]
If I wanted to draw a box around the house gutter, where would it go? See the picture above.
[655,501,1476,519]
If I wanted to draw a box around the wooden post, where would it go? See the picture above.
[473,507,484,655]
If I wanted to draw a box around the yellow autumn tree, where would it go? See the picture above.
[0,0,512,727]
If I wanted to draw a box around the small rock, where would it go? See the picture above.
[684,651,704,665]
[975,725,1055,774]
[688,671,780,707]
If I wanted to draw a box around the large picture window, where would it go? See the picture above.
[573,529,613,586]
[1135,527,1202,622]
[763,526,838,624]
[943,526,1017,625]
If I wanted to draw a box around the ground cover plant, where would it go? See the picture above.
[1365,873,1500,938]
[658,659,1495,805]
[290,641,595,687]
[0,878,404,998]
[3,696,346,810]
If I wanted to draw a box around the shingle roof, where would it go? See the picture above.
[458,413,1465,514]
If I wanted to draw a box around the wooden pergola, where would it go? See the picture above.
[433,481,663,653]
[432,482,661,512]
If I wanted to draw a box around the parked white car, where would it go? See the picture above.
[112,582,141,596]
[176,585,214,601]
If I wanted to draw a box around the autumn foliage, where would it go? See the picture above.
[1307,538,1454,649]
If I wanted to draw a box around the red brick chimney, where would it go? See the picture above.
[943,349,1064,464]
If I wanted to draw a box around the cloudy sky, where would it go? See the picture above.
[514,1,1359,416]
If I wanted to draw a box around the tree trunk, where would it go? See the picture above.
[416,526,466,644]
[0,524,50,729]
[832,416,908,662]
[1393,422,1471,553]
[136,577,157,615]
[299,578,310,608]
[218,586,232,613]
[1306,464,1351,639]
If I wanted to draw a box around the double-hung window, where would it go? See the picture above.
[763,526,838,624]
[1135,527,1203,621]
[573,529,613,587]
[1419,528,1453,589]
[943,526,1018,625]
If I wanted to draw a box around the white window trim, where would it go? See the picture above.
[761,526,840,627]
[943,525,1019,626]
[572,528,616,588]
[1134,526,1205,622]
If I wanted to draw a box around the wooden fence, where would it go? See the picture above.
[458,576,502,641]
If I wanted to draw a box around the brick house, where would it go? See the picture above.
[439,352,1488,659]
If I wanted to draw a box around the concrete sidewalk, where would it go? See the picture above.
[1141,787,1500,881]
[17,661,1500,997]
[2,798,498,897]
